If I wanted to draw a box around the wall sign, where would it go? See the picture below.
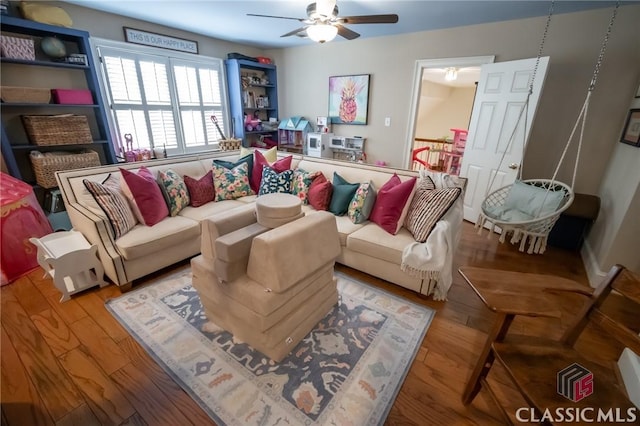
[123,27,198,54]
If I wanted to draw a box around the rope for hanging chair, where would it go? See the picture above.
[476,0,620,254]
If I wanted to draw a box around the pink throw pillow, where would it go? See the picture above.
[308,174,333,211]
[184,170,215,207]
[251,150,293,192]
[369,174,417,234]
[120,166,169,226]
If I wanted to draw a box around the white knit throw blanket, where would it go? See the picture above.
[400,220,453,301]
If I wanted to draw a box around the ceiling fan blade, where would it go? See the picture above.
[336,24,360,40]
[281,26,309,38]
[339,14,399,24]
[247,13,305,22]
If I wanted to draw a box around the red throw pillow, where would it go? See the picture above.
[369,174,417,234]
[308,174,333,211]
[184,170,215,207]
[251,150,293,192]
[120,166,169,226]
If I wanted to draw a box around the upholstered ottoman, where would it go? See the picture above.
[191,210,341,362]
[255,193,303,228]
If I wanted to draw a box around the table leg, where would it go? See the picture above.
[462,313,514,405]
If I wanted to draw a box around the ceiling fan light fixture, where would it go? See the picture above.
[444,67,458,81]
[307,23,338,43]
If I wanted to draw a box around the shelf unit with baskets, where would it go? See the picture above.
[225,58,279,149]
[0,16,116,191]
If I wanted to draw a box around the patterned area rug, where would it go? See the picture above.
[106,270,435,425]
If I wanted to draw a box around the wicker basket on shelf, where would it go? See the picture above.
[0,86,51,103]
[22,114,92,146]
[30,150,101,188]
[218,138,241,151]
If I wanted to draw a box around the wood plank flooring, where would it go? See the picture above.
[0,222,624,425]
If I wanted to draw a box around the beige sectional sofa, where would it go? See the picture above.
[56,151,463,298]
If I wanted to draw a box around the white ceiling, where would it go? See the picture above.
[62,1,626,49]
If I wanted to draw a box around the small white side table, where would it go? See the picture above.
[30,230,107,302]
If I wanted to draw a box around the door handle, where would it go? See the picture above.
[508,163,519,170]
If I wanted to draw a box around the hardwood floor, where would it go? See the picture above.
[1,222,620,425]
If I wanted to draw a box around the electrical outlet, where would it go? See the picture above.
[384,117,391,127]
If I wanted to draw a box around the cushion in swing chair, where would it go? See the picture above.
[485,180,565,222]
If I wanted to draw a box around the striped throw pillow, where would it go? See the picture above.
[405,187,461,243]
[84,174,137,239]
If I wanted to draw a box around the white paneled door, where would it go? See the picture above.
[460,56,550,223]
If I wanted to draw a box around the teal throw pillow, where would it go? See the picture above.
[258,166,294,196]
[329,172,359,216]
[213,154,253,180]
[348,181,377,224]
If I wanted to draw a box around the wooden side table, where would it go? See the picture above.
[30,230,107,302]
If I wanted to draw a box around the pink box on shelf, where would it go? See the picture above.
[51,89,94,105]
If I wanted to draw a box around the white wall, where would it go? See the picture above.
[584,96,640,279]
[415,82,475,139]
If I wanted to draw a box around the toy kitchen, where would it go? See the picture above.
[306,117,366,162]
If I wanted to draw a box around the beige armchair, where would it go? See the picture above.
[191,205,341,362]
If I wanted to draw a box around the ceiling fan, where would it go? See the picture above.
[247,0,399,43]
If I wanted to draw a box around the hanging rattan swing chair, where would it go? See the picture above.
[476,0,619,254]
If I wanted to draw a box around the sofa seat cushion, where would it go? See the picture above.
[347,224,416,264]
[236,195,257,204]
[178,199,245,222]
[116,216,200,260]
[334,215,365,246]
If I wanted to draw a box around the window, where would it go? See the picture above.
[95,41,228,157]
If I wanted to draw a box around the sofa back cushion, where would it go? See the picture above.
[297,158,418,192]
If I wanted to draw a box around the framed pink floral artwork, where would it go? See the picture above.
[328,74,370,125]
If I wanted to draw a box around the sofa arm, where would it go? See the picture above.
[247,211,341,293]
[65,202,128,286]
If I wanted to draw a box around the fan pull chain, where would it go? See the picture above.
[589,1,619,91]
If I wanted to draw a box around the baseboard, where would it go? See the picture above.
[580,241,607,288]
[618,348,640,409]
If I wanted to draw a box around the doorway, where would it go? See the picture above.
[404,56,495,170]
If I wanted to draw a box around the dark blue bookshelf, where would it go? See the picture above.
[224,59,278,148]
[0,16,116,184]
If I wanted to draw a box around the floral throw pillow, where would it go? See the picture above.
[292,168,322,204]
[157,169,190,216]
[348,181,377,224]
[213,162,252,201]
[258,166,293,196]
